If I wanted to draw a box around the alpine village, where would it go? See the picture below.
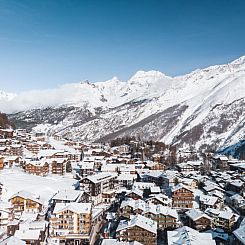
[0,111,244,245]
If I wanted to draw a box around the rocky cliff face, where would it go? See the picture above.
[0,113,15,129]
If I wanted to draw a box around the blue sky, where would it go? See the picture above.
[0,0,245,92]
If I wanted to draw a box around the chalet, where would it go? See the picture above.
[9,144,23,156]
[117,173,137,189]
[233,218,245,245]
[79,161,95,177]
[142,171,165,186]
[120,199,146,218]
[116,214,157,245]
[226,179,244,194]
[146,194,171,207]
[25,159,49,176]
[133,182,156,191]
[9,191,44,214]
[0,147,8,156]
[4,156,21,167]
[0,129,14,139]
[50,202,92,245]
[7,220,19,236]
[213,155,229,170]
[25,142,41,154]
[125,189,144,200]
[202,181,225,195]
[143,204,179,230]
[205,208,237,230]
[52,189,90,205]
[0,202,14,231]
[162,170,179,188]
[146,162,165,171]
[230,194,245,214]
[14,220,49,244]
[51,158,68,175]
[0,139,11,146]
[176,162,195,172]
[181,178,198,189]
[172,184,194,209]
[167,226,216,245]
[102,189,117,203]
[186,209,212,230]
[80,172,118,205]
[199,195,221,210]
[38,149,68,159]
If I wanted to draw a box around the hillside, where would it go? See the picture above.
[2,56,244,154]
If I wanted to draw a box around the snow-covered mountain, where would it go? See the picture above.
[2,56,245,153]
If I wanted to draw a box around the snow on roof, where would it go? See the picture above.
[53,202,92,214]
[172,183,193,193]
[85,172,117,184]
[10,190,43,205]
[205,208,235,220]
[144,171,164,178]
[37,149,66,158]
[28,220,49,231]
[186,209,211,221]
[117,173,137,181]
[25,158,48,167]
[0,236,26,245]
[150,186,161,193]
[233,218,245,244]
[117,214,157,234]
[79,161,94,169]
[230,162,245,170]
[101,239,143,245]
[121,199,146,210]
[0,201,12,210]
[181,178,195,186]
[133,182,155,190]
[15,229,41,240]
[20,211,38,222]
[125,189,143,198]
[203,183,224,193]
[205,208,220,216]
[199,195,218,206]
[156,205,178,219]
[228,179,244,187]
[121,200,178,219]
[52,189,82,201]
[167,226,216,245]
[4,156,20,161]
[178,162,194,167]
[218,211,234,220]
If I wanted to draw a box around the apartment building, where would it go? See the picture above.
[50,202,92,245]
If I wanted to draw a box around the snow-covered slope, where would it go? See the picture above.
[4,55,245,152]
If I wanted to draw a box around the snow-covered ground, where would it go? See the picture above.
[0,167,78,204]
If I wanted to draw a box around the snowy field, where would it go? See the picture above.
[0,167,78,204]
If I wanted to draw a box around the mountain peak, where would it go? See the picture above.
[230,55,245,66]
[128,70,170,86]
[131,70,167,79]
